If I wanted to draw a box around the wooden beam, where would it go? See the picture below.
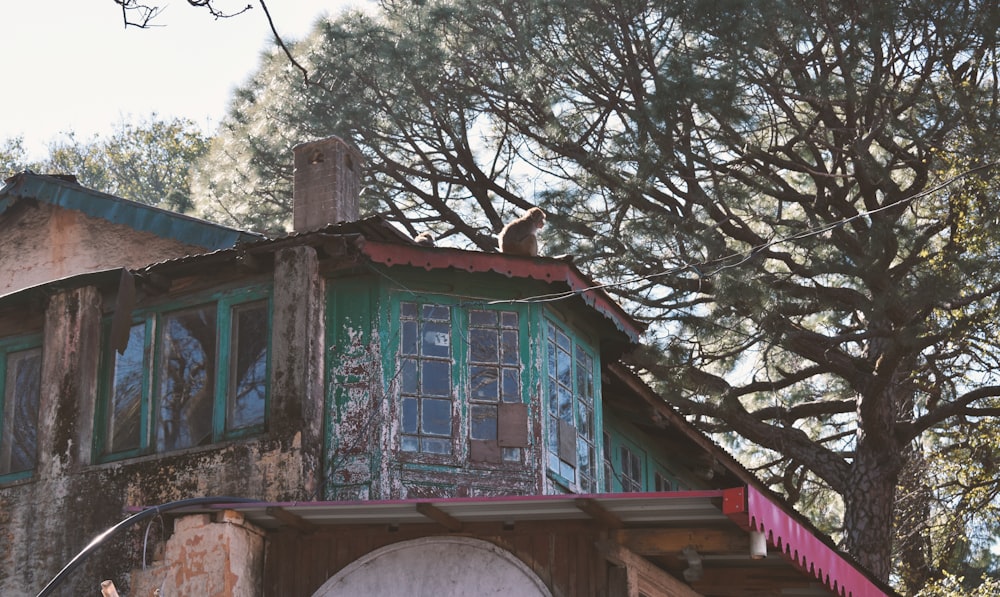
[597,541,705,597]
[415,502,464,532]
[265,506,319,533]
[575,497,624,528]
[615,527,750,556]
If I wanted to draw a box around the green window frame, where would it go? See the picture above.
[620,443,644,492]
[399,301,455,455]
[0,335,42,482]
[545,318,600,493]
[604,425,680,493]
[394,297,528,463]
[95,285,271,461]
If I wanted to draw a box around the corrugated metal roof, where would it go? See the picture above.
[191,490,730,530]
[139,489,892,597]
[361,240,646,342]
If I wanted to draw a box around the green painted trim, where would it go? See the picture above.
[93,283,272,463]
[603,410,703,492]
[540,312,603,493]
[0,334,43,483]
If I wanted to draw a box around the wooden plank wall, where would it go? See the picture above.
[262,520,611,597]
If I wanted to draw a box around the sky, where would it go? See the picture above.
[1,0,367,161]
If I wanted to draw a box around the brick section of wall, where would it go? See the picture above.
[292,136,363,232]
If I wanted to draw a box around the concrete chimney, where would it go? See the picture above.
[292,136,363,232]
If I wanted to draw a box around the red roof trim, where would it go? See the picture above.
[360,240,644,342]
[725,486,888,597]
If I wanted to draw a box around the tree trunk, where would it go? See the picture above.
[842,438,902,581]
[895,448,934,594]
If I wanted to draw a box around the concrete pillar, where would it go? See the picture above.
[39,285,102,474]
[270,245,325,498]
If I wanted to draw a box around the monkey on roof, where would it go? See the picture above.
[499,207,546,257]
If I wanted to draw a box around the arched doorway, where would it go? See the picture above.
[311,536,552,597]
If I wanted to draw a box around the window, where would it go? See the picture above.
[0,337,42,480]
[399,302,454,455]
[468,309,525,463]
[97,287,270,460]
[654,469,673,492]
[395,299,528,462]
[603,431,614,492]
[545,319,599,492]
[621,445,642,492]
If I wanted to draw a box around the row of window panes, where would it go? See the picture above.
[102,293,269,459]
[399,302,523,457]
[545,320,597,493]
[602,431,679,493]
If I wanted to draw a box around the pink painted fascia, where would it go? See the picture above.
[723,486,890,597]
[360,240,645,342]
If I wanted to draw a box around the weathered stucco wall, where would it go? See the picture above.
[0,244,326,596]
[0,202,209,296]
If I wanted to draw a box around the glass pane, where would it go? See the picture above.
[576,349,594,403]
[1,349,41,474]
[400,358,418,394]
[422,304,450,321]
[470,366,498,400]
[547,379,559,416]
[502,447,520,462]
[555,327,571,352]
[401,435,419,452]
[501,368,520,403]
[470,404,497,440]
[157,305,216,451]
[401,397,418,433]
[501,312,518,328]
[401,321,418,355]
[578,404,592,440]
[501,331,519,365]
[548,419,559,453]
[560,460,576,483]
[579,441,594,491]
[228,302,267,431]
[420,361,451,396]
[558,386,573,422]
[421,437,451,454]
[469,328,497,363]
[422,321,451,357]
[469,310,497,326]
[421,360,451,396]
[422,398,451,435]
[401,301,417,318]
[557,347,572,388]
[109,324,145,453]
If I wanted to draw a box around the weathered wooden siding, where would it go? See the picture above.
[262,521,611,597]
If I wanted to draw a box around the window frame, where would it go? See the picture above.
[0,334,43,483]
[94,284,272,462]
[543,316,602,493]
[390,295,530,466]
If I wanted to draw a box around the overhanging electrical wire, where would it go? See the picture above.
[35,496,259,597]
